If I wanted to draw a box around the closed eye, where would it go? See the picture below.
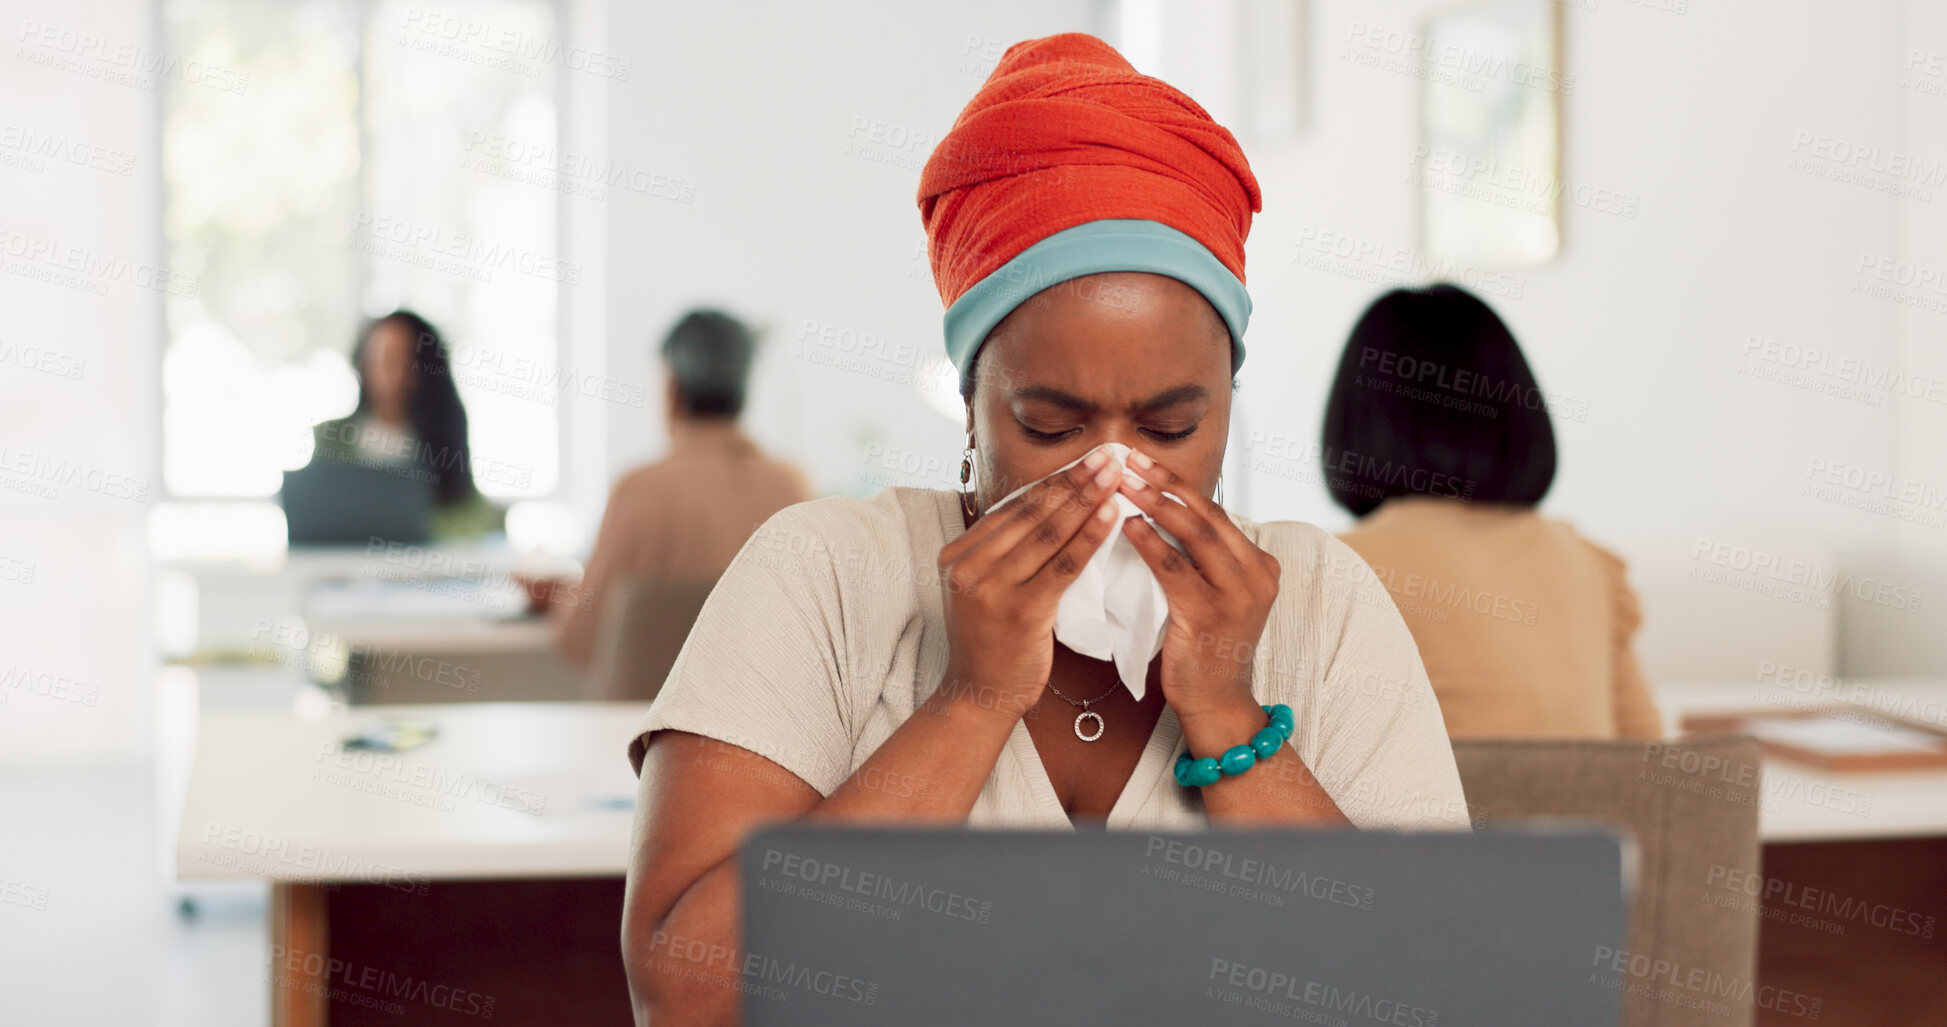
[1019,424,1080,443]
[1141,424,1198,442]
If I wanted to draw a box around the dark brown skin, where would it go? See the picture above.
[619,272,1347,1027]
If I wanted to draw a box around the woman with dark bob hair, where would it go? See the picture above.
[621,35,1468,1025]
[1325,283,1661,741]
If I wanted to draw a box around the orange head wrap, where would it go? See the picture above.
[918,33,1263,390]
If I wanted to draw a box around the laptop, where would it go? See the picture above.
[281,457,433,547]
[740,826,1628,1026]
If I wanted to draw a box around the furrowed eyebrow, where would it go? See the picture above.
[1012,386,1093,412]
[1011,383,1209,413]
[1133,384,1208,411]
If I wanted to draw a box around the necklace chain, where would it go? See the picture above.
[1045,680,1121,709]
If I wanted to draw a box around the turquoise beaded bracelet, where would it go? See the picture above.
[1174,704,1294,788]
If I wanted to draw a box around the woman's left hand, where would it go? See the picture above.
[1114,449,1281,722]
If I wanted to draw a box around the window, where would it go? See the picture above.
[160,0,562,501]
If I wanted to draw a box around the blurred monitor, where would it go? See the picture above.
[742,825,1628,1026]
[281,458,432,548]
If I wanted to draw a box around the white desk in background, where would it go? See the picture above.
[169,544,525,643]
[177,701,648,1026]
[177,701,645,880]
[1652,677,1947,842]
[167,544,583,705]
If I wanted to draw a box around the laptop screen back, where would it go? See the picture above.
[282,457,433,547]
[739,826,1626,1027]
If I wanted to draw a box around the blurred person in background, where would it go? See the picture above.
[310,309,503,539]
[547,309,810,669]
[1326,284,1661,741]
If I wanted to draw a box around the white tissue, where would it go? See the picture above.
[989,442,1181,701]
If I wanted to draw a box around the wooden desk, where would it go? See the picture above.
[1654,677,1947,1026]
[177,702,649,1025]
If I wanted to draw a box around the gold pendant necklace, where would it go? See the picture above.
[1044,680,1121,742]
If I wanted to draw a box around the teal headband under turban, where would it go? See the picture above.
[940,219,1252,395]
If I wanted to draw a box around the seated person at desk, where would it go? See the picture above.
[621,34,1467,1024]
[307,309,503,540]
[1326,284,1661,741]
[548,309,810,669]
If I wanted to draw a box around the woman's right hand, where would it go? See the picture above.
[934,447,1126,722]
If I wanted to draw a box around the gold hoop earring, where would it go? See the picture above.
[959,439,978,521]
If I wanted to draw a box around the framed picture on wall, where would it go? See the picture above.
[1238,0,1310,142]
[1416,0,1566,268]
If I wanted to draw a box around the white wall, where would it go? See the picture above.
[1221,0,1942,676]
[601,0,1945,675]
[1234,0,1905,531]
[0,0,160,769]
[602,0,1096,501]
[1877,0,1947,675]
[0,0,1931,773]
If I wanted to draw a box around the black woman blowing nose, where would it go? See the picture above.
[619,34,1468,1027]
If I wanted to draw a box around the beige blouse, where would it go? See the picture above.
[1338,497,1662,741]
[551,420,810,668]
[626,488,1470,831]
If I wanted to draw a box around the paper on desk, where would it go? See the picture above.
[1741,715,1947,756]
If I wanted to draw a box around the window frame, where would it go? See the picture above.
[150,0,577,514]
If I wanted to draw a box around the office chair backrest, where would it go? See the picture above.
[588,577,718,701]
[1451,735,1764,1027]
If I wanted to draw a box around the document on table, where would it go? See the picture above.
[1740,715,1947,756]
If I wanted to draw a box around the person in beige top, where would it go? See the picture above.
[1325,284,1662,741]
[621,35,1469,1026]
[549,310,810,669]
